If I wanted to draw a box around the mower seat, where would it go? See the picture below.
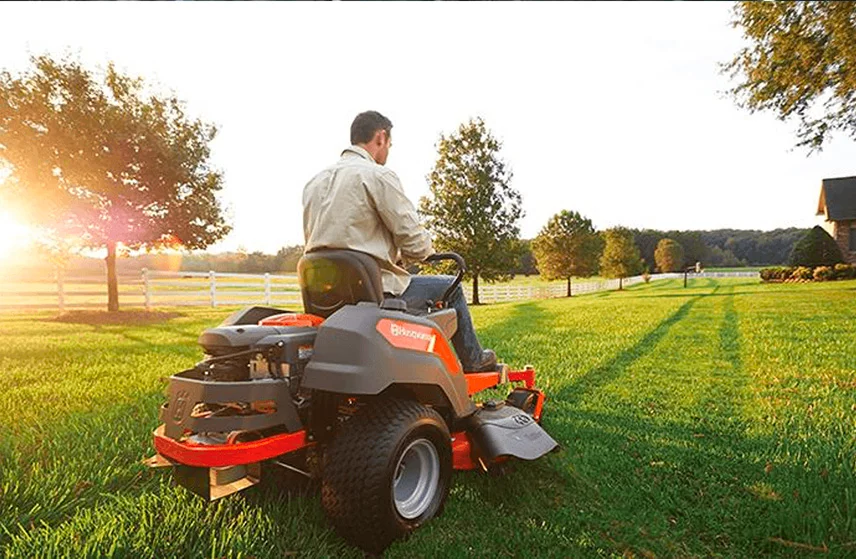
[298,249,385,319]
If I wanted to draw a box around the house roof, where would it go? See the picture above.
[817,176,856,221]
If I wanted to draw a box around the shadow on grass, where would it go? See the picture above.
[474,301,555,366]
[52,310,184,326]
[557,296,699,404]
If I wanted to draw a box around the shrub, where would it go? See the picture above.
[789,226,844,267]
[642,271,651,283]
[813,266,834,281]
[780,267,796,280]
[834,263,856,280]
[791,266,813,281]
[760,266,796,282]
[761,267,780,281]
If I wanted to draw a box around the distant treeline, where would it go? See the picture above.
[3,245,306,279]
[6,229,809,280]
[513,227,809,275]
[631,228,810,271]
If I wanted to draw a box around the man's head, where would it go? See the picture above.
[351,110,393,165]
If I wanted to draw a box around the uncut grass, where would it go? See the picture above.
[1,279,854,557]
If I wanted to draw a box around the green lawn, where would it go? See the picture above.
[1,278,854,557]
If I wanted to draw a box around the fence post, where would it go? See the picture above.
[209,271,217,307]
[57,267,65,314]
[142,268,151,311]
[264,273,271,305]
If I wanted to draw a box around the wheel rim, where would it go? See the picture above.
[393,438,440,520]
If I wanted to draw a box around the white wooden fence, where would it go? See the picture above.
[141,269,302,310]
[463,274,677,304]
[0,269,758,312]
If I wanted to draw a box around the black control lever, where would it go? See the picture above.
[423,252,467,309]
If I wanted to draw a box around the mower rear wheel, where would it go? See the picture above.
[321,398,452,554]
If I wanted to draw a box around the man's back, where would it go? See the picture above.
[303,145,432,295]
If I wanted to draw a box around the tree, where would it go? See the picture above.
[724,2,856,151]
[532,210,603,296]
[274,245,304,273]
[420,118,524,304]
[654,238,685,272]
[514,239,539,276]
[0,55,230,311]
[599,227,643,290]
[789,225,843,267]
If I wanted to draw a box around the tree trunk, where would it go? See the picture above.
[106,241,119,312]
[567,276,572,297]
[472,273,480,305]
[619,276,623,291]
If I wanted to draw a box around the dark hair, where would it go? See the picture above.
[350,111,393,145]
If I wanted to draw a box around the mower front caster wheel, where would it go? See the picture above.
[321,398,452,554]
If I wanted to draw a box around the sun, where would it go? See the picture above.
[0,211,32,261]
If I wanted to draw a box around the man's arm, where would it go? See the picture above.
[367,169,434,264]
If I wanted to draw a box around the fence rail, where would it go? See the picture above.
[0,269,759,312]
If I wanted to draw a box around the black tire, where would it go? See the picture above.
[321,398,452,554]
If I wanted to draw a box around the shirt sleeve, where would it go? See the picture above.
[367,169,434,264]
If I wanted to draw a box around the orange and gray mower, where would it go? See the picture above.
[148,251,557,554]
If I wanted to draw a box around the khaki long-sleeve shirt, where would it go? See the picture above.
[302,145,434,295]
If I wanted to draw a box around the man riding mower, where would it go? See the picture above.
[147,250,558,554]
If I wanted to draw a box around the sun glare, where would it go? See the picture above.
[0,211,32,261]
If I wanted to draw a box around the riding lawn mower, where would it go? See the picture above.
[147,250,558,554]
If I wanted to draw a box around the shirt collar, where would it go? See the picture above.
[341,144,377,163]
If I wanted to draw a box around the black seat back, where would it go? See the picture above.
[298,250,384,318]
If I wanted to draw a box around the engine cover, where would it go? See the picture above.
[198,325,316,355]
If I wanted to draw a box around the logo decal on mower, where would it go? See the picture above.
[513,414,533,426]
[172,389,190,422]
[376,318,461,374]
[389,322,436,350]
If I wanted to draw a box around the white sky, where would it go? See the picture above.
[1,2,853,254]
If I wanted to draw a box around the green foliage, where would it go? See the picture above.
[513,239,539,276]
[420,118,524,304]
[788,226,844,267]
[634,230,708,270]
[703,228,807,266]
[759,266,794,282]
[531,210,602,283]
[724,2,856,151]
[3,278,856,557]
[636,229,809,268]
[761,263,856,283]
[791,266,814,281]
[653,238,685,273]
[599,227,643,280]
[707,244,745,267]
[0,55,230,310]
[834,262,856,280]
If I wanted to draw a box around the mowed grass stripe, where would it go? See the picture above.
[1,279,854,557]
[735,281,856,551]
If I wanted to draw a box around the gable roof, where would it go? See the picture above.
[817,176,856,221]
